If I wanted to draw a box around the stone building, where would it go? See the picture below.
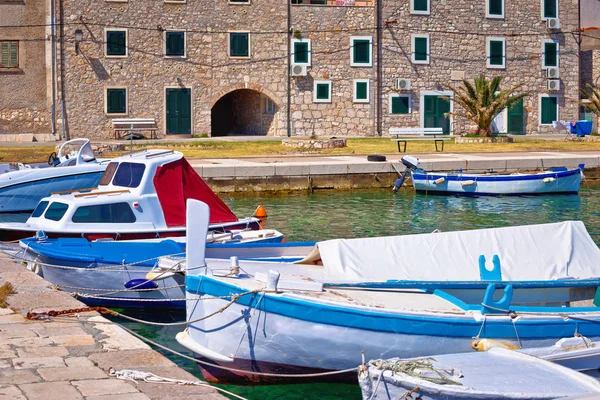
[0,0,54,139]
[2,0,598,139]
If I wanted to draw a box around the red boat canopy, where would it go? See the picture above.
[153,157,238,227]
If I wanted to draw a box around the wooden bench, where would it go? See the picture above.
[389,127,450,153]
[112,118,158,140]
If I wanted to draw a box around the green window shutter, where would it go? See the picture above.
[352,39,370,64]
[414,37,428,61]
[166,32,185,57]
[541,97,558,124]
[391,96,409,114]
[488,0,503,15]
[316,83,330,100]
[107,88,127,114]
[489,40,504,65]
[544,42,557,67]
[543,0,557,18]
[294,42,309,64]
[230,33,249,57]
[355,81,368,100]
[106,31,126,56]
[413,0,428,12]
[1,41,18,68]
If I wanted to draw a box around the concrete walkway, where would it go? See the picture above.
[0,253,225,400]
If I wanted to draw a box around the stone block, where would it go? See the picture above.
[86,394,151,400]
[308,163,348,175]
[6,292,84,313]
[87,316,150,351]
[233,165,276,177]
[0,385,26,400]
[506,157,541,170]
[0,349,17,359]
[17,346,69,358]
[463,159,507,171]
[64,357,94,368]
[347,162,392,174]
[0,308,14,316]
[127,366,220,400]
[89,349,175,370]
[72,379,139,397]
[200,166,235,178]
[2,337,54,347]
[274,163,310,176]
[0,369,41,384]
[0,271,50,289]
[19,381,83,400]
[12,357,65,370]
[37,366,107,382]
[40,325,88,337]
[51,335,96,347]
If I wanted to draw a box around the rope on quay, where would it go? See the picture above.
[108,368,248,400]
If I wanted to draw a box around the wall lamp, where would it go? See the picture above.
[74,29,83,55]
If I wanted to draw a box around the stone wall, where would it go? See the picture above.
[580,49,600,132]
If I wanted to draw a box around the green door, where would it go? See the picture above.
[423,95,451,134]
[507,99,525,134]
[166,88,191,135]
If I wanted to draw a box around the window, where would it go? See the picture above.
[105,29,127,57]
[291,39,311,66]
[72,203,136,223]
[99,162,119,186]
[411,0,429,14]
[31,201,49,218]
[265,97,276,114]
[353,80,369,103]
[411,34,429,64]
[350,36,372,67]
[313,80,332,103]
[229,32,249,58]
[165,31,186,58]
[486,0,504,18]
[112,162,146,188]
[486,37,505,69]
[542,0,558,19]
[0,41,18,68]
[105,88,127,115]
[44,202,69,221]
[542,40,558,68]
[539,95,558,125]
[389,94,411,114]
[229,0,249,4]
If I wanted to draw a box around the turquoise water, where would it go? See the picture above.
[110,184,600,400]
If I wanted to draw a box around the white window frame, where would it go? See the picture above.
[486,0,504,19]
[411,34,430,65]
[410,0,430,15]
[164,0,186,4]
[486,37,505,69]
[538,94,559,126]
[350,36,373,67]
[419,90,454,132]
[164,30,187,59]
[353,79,370,103]
[313,80,332,103]
[104,28,128,58]
[228,31,251,59]
[389,93,411,114]
[105,0,128,3]
[104,87,128,116]
[541,39,559,69]
[291,38,311,66]
[228,0,250,4]
[541,0,558,20]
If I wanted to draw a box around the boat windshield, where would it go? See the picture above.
[80,141,96,162]
[112,162,146,188]
[99,162,118,186]
[43,202,69,221]
[71,203,136,223]
[31,201,49,218]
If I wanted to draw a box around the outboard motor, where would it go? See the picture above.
[393,155,420,193]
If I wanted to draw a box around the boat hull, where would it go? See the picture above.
[411,168,582,195]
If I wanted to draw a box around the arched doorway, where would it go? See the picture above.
[211,89,278,136]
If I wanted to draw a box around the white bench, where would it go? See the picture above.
[389,127,450,153]
[112,118,158,140]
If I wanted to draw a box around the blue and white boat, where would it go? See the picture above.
[396,156,584,195]
[176,200,600,384]
[358,348,600,400]
[0,139,108,213]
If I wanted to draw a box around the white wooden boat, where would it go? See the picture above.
[358,348,600,400]
[175,200,600,384]
[0,149,261,241]
[0,139,107,213]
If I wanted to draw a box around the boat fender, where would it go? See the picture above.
[124,279,158,290]
[542,177,556,183]
[433,177,445,185]
[471,339,519,352]
[266,270,280,291]
[460,180,476,186]
[35,230,48,241]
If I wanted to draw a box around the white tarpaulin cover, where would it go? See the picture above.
[313,221,600,282]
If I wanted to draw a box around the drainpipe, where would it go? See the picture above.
[50,0,57,137]
[286,0,291,137]
[375,0,382,136]
[58,0,69,140]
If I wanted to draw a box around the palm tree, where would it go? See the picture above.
[579,83,600,120]
[443,75,529,137]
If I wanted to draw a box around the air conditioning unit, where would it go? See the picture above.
[546,18,560,29]
[547,79,560,91]
[290,64,307,77]
[395,78,411,91]
[546,67,560,79]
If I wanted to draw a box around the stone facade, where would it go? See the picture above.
[0,0,53,136]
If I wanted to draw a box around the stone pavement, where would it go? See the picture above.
[0,253,225,400]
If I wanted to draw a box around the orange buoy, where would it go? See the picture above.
[253,204,267,218]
